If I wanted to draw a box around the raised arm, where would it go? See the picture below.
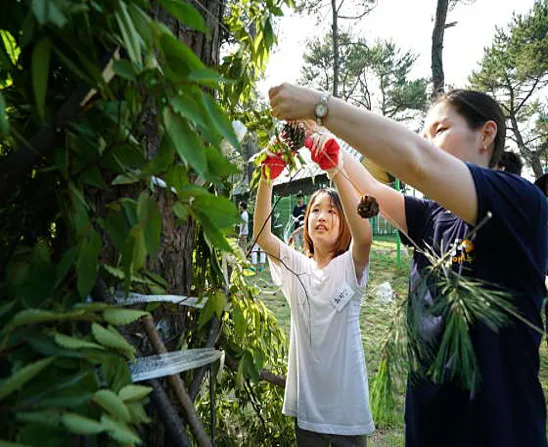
[253,178,281,264]
[341,151,407,234]
[270,84,478,225]
[329,166,372,280]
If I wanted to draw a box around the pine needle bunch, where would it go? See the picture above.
[406,266,516,390]
[369,295,408,426]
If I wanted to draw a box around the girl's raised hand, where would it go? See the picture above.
[260,137,287,180]
[304,132,341,171]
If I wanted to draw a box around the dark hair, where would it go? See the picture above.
[534,173,548,197]
[434,90,506,168]
[239,201,247,210]
[302,188,351,258]
[296,192,304,199]
[498,151,523,176]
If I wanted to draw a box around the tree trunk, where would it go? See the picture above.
[509,112,545,178]
[145,0,225,293]
[431,0,449,98]
[331,0,339,97]
[140,2,226,445]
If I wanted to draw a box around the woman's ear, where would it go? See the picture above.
[481,120,498,151]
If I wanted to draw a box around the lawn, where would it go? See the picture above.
[250,235,548,446]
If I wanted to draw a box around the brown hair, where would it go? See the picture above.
[433,90,506,168]
[303,188,351,258]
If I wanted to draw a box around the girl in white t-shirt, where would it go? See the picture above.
[254,133,375,446]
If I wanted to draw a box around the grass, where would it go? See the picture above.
[250,235,548,446]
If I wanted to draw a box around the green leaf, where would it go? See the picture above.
[201,92,239,149]
[233,303,246,340]
[127,3,152,48]
[212,291,227,318]
[0,357,56,400]
[112,173,140,185]
[76,227,102,298]
[16,410,61,427]
[93,389,131,422]
[160,32,203,79]
[118,384,152,402]
[191,192,240,230]
[198,292,225,329]
[26,333,86,359]
[103,308,149,325]
[101,415,142,444]
[0,300,16,319]
[163,107,207,176]
[173,201,189,222]
[163,165,188,193]
[141,136,175,176]
[112,59,136,81]
[32,38,51,121]
[188,68,223,87]
[54,333,106,351]
[115,2,142,66]
[91,323,136,358]
[137,192,162,256]
[243,350,259,383]
[8,309,86,328]
[105,204,131,251]
[198,294,216,329]
[81,166,107,189]
[32,0,67,27]
[191,209,231,252]
[62,412,105,435]
[0,93,9,136]
[55,246,78,287]
[206,145,239,180]
[129,224,147,271]
[0,441,31,447]
[158,0,207,33]
[170,92,208,128]
[127,402,152,423]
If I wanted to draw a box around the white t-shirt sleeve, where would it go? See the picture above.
[346,246,369,292]
[267,241,307,304]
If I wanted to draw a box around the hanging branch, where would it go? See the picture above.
[91,280,192,446]
[142,315,213,447]
[189,316,222,401]
[224,354,286,388]
[148,379,192,447]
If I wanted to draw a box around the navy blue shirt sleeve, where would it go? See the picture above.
[400,196,435,248]
[467,163,548,280]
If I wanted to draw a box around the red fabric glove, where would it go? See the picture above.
[304,134,340,171]
[261,147,287,180]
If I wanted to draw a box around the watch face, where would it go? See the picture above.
[315,103,327,118]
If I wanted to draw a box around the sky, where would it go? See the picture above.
[258,0,536,98]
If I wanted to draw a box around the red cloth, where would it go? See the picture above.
[304,136,340,171]
[262,152,286,180]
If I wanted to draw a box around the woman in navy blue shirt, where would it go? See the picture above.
[269,85,547,447]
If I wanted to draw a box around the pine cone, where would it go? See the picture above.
[357,195,379,219]
[281,123,305,151]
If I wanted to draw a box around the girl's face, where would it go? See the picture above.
[423,101,487,165]
[307,192,341,250]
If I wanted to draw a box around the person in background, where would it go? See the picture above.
[496,151,523,175]
[291,192,307,250]
[239,201,249,253]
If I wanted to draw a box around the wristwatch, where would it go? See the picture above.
[315,92,330,126]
